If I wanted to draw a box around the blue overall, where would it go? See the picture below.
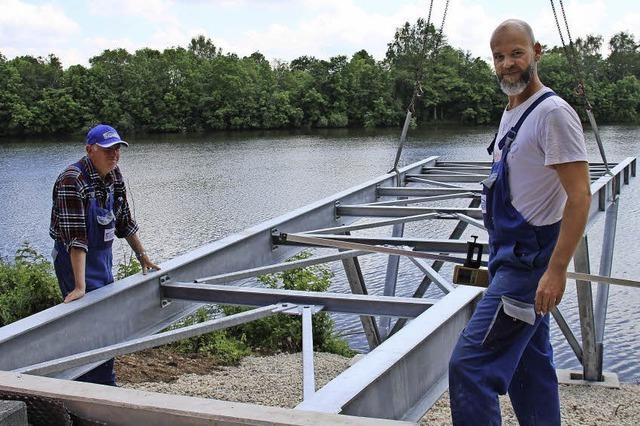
[53,160,117,386]
[449,92,561,425]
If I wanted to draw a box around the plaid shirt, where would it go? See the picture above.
[49,156,139,251]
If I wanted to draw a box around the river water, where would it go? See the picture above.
[1,125,639,382]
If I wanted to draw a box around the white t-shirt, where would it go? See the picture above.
[493,87,588,226]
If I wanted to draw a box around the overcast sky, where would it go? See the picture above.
[1,0,638,67]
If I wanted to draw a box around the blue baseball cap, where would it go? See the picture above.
[86,124,129,148]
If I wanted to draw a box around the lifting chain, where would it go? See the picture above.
[390,0,450,177]
[549,0,610,173]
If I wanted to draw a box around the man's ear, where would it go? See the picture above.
[86,145,92,155]
[534,42,542,61]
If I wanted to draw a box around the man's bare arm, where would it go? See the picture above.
[535,161,591,314]
[65,247,87,303]
[125,233,160,274]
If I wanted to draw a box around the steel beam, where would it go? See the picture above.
[337,205,483,219]
[573,236,600,381]
[594,198,619,327]
[365,193,476,206]
[304,213,439,234]
[594,197,619,374]
[285,234,487,254]
[296,286,483,421]
[390,198,481,336]
[422,166,491,173]
[407,257,454,294]
[0,156,439,376]
[405,174,488,183]
[453,213,486,231]
[377,187,482,196]
[380,220,405,338]
[161,282,437,318]
[276,233,480,266]
[15,305,282,376]
[341,255,381,349]
[0,372,413,426]
[551,307,583,363]
[404,177,466,188]
[194,250,369,284]
[302,306,316,401]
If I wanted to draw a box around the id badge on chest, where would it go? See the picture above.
[104,227,115,242]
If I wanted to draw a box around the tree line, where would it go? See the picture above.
[0,20,638,137]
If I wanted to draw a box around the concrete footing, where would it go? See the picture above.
[557,369,620,389]
[0,400,28,426]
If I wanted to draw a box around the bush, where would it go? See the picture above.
[116,254,141,279]
[0,243,62,326]
[170,306,250,365]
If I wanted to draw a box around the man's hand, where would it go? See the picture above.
[535,267,567,315]
[139,253,160,274]
[64,288,86,303]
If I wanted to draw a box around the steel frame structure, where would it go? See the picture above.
[0,155,635,424]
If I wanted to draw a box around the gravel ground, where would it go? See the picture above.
[124,352,351,408]
[122,352,640,424]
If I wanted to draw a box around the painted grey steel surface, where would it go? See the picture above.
[0,371,416,426]
[405,174,489,182]
[574,236,599,381]
[551,307,583,363]
[337,205,483,219]
[194,250,369,284]
[161,282,436,317]
[15,305,282,376]
[341,256,381,349]
[296,286,483,421]
[366,193,476,206]
[381,220,405,337]
[304,213,439,234]
[0,157,438,376]
[287,235,488,254]
[377,187,482,196]
[302,306,316,401]
[594,198,618,363]
[407,257,454,294]
[0,154,636,423]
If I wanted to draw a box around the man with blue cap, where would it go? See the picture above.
[49,123,159,385]
[448,19,591,425]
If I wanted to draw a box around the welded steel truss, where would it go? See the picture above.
[0,156,635,424]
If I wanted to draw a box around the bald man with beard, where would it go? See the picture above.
[448,19,591,425]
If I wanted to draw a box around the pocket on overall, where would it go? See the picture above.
[482,296,535,349]
[512,237,540,269]
[96,208,116,243]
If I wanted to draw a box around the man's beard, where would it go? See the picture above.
[497,62,535,96]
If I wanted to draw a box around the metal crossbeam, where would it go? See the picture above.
[404,177,466,188]
[377,187,482,196]
[337,205,483,219]
[302,213,439,234]
[285,234,486,254]
[15,304,282,376]
[365,193,476,206]
[407,257,455,294]
[194,250,369,284]
[296,286,483,421]
[405,174,488,182]
[302,305,317,400]
[161,282,437,318]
